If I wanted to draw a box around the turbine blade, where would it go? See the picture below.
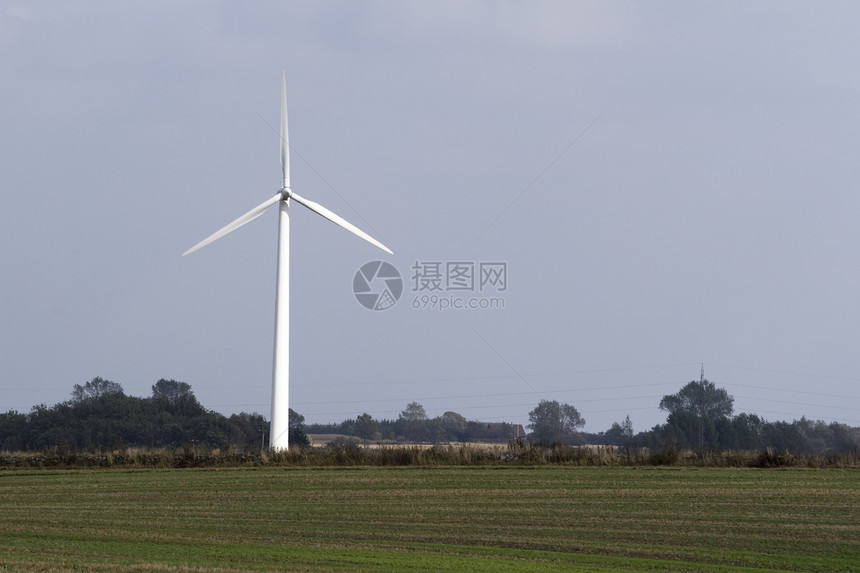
[280,72,289,189]
[182,193,282,256]
[289,192,393,255]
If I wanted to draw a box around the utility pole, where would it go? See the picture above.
[699,363,705,450]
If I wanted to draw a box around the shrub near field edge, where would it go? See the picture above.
[2,442,858,469]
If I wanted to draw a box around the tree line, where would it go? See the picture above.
[306,402,523,444]
[313,379,859,454]
[564,379,858,455]
[0,377,307,451]
[1,376,857,453]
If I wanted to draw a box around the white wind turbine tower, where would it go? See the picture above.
[183,72,393,450]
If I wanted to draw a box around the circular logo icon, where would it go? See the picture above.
[353,261,402,311]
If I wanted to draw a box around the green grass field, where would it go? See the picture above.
[0,467,857,572]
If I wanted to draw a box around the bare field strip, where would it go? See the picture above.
[0,467,857,572]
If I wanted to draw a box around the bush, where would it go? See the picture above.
[649,440,680,465]
[751,448,798,468]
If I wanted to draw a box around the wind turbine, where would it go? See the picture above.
[183,72,393,450]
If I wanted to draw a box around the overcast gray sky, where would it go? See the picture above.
[2,2,859,434]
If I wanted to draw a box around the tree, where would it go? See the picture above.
[400,402,427,422]
[659,379,734,420]
[658,379,734,450]
[398,402,429,442]
[439,411,467,442]
[621,415,634,438]
[149,379,204,420]
[728,413,766,450]
[151,379,194,402]
[605,415,634,446]
[229,412,269,449]
[288,408,310,448]
[0,410,28,450]
[289,408,305,429]
[527,400,585,445]
[71,377,123,403]
[355,413,379,442]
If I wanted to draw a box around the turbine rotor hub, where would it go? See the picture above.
[280,187,292,200]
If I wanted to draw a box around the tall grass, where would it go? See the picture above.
[2,442,857,469]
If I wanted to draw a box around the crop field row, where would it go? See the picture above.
[0,467,857,572]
